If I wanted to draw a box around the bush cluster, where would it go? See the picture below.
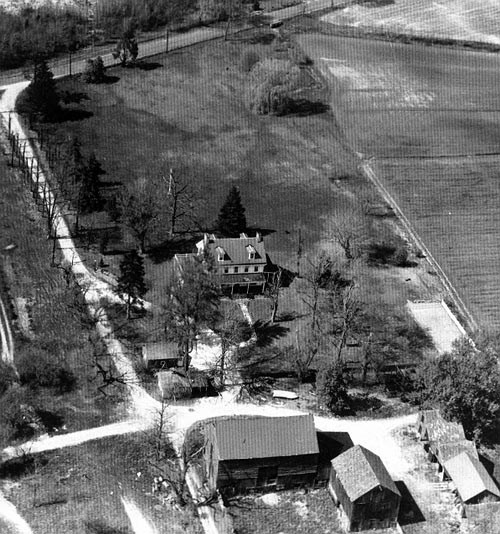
[245,58,300,115]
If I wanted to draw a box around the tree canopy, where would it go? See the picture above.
[216,186,247,237]
[16,60,60,121]
[415,338,500,443]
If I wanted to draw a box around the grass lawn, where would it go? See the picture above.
[229,488,343,534]
[0,157,128,440]
[298,31,500,329]
[0,434,203,534]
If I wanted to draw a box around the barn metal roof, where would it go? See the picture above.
[331,445,400,501]
[211,415,318,460]
[437,439,478,464]
[444,452,500,503]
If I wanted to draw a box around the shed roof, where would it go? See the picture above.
[419,410,465,444]
[199,235,267,266]
[210,415,318,461]
[143,341,179,361]
[444,452,500,503]
[437,439,478,464]
[331,445,400,501]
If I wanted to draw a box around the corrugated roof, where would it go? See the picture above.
[203,236,267,266]
[331,445,400,501]
[437,440,478,463]
[211,415,318,460]
[444,452,500,503]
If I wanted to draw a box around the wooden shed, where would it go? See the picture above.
[142,341,182,371]
[198,414,319,496]
[443,452,500,516]
[329,445,401,532]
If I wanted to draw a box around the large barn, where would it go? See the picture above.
[197,414,319,496]
[329,445,401,532]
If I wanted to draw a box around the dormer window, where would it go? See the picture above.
[246,244,256,260]
[215,246,225,261]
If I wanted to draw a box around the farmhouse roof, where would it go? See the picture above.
[142,341,179,361]
[197,234,267,266]
[444,452,500,503]
[210,415,318,461]
[331,445,400,501]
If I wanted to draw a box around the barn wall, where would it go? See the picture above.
[216,454,318,495]
[351,487,400,531]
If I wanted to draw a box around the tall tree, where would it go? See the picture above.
[117,176,166,253]
[16,60,60,121]
[217,186,247,237]
[112,21,139,66]
[116,250,147,319]
[163,256,221,372]
[79,153,104,214]
[162,168,198,236]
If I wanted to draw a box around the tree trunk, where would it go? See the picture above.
[126,293,131,320]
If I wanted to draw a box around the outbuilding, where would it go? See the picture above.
[443,452,500,516]
[329,445,401,532]
[196,414,319,496]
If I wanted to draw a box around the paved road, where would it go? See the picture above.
[0,0,351,87]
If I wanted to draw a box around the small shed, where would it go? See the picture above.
[157,370,192,400]
[443,452,500,516]
[198,414,319,496]
[142,341,182,371]
[329,445,401,532]
[416,409,466,462]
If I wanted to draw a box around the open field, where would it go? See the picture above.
[323,0,500,46]
[298,32,500,328]
[0,434,203,534]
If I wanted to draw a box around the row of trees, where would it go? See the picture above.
[0,0,256,70]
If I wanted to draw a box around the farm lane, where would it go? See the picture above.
[0,0,344,87]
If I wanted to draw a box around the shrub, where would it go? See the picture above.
[316,362,351,415]
[245,58,300,115]
[83,56,106,83]
[239,49,260,72]
[17,346,76,393]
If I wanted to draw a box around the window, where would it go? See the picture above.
[244,267,249,273]
[234,267,239,273]
[257,466,278,487]
[254,266,259,272]
[224,268,229,274]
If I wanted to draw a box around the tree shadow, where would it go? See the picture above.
[148,235,198,264]
[84,521,129,534]
[253,319,289,346]
[288,99,330,117]
[101,74,121,84]
[396,480,426,526]
[131,61,163,71]
[53,108,94,123]
[60,90,89,104]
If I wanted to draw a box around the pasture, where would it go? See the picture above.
[322,0,500,46]
[298,33,500,328]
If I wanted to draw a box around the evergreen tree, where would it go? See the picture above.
[16,60,60,121]
[79,153,104,214]
[116,250,147,319]
[216,186,247,237]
